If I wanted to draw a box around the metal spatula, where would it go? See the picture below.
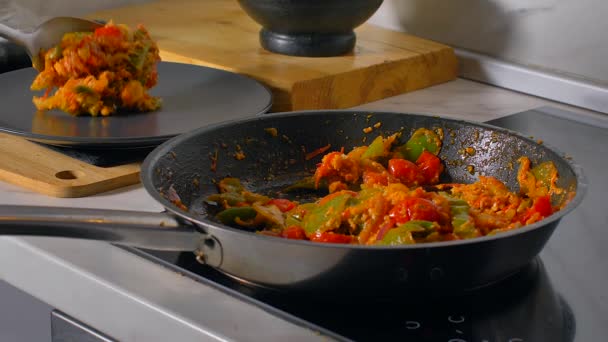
[0,16,102,70]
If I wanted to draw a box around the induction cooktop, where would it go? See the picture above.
[5,40,605,341]
[133,106,607,342]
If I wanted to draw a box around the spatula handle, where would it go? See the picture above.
[0,22,29,50]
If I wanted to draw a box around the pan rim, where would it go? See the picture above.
[141,110,588,250]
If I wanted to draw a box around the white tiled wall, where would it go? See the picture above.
[0,0,149,28]
[369,0,608,86]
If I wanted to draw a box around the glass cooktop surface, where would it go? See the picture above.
[136,106,607,342]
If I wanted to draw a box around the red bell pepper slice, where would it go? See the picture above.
[94,26,123,38]
[415,151,444,184]
[266,198,296,212]
[281,226,307,240]
[388,158,425,186]
[309,231,353,244]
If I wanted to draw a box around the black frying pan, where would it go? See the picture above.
[0,111,586,294]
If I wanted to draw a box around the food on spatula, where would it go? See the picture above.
[31,21,161,116]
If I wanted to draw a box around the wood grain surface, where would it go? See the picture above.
[90,0,458,112]
[0,133,140,198]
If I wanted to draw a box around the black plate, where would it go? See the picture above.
[0,62,272,148]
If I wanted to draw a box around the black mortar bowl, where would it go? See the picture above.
[237,0,384,57]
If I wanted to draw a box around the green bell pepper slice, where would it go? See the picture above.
[377,220,436,245]
[206,192,246,206]
[74,85,95,95]
[285,213,302,228]
[216,206,257,225]
[441,192,479,239]
[302,193,351,235]
[398,128,442,162]
[130,42,151,70]
[217,177,244,193]
[209,177,270,205]
[49,46,62,60]
[531,161,557,190]
[361,135,386,159]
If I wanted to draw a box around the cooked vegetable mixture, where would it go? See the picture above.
[208,128,567,245]
[31,21,161,116]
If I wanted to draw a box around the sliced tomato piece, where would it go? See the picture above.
[532,195,553,217]
[388,158,425,186]
[314,151,343,186]
[266,198,296,212]
[521,195,553,223]
[309,232,353,244]
[362,171,389,186]
[94,26,123,38]
[281,226,307,240]
[389,197,440,224]
[415,151,444,184]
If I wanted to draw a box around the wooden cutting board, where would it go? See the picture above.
[0,133,140,198]
[0,0,458,198]
[90,0,458,112]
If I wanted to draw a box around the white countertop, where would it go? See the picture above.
[0,77,602,341]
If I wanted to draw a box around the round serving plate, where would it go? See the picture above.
[0,61,272,149]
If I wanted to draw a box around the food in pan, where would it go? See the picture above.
[30,21,161,116]
[207,128,569,245]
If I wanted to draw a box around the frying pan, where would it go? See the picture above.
[0,111,586,294]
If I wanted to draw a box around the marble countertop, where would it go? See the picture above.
[0,78,602,342]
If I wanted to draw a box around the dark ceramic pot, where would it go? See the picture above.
[237,0,384,57]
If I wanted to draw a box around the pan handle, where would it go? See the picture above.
[0,205,204,252]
